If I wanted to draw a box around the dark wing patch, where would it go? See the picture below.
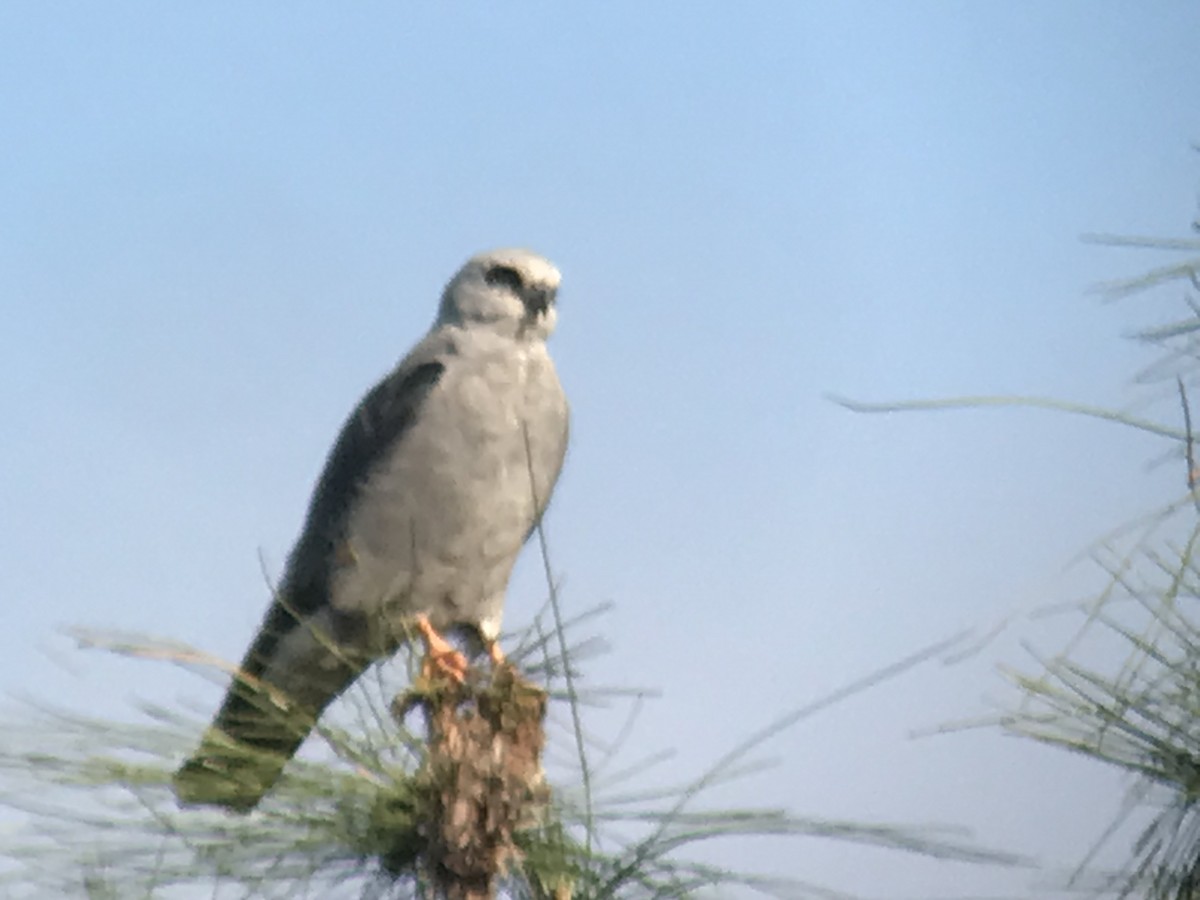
[236,359,447,682]
[195,358,448,794]
[294,359,446,576]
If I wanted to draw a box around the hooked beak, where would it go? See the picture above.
[523,285,556,318]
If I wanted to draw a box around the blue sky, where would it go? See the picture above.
[3,3,1200,896]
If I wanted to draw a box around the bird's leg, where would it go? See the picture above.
[486,640,506,667]
[414,614,468,683]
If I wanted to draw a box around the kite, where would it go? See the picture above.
[174,248,569,811]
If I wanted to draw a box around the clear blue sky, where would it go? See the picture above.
[3,3,1199,896]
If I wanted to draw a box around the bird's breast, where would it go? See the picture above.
[329,340,566,633]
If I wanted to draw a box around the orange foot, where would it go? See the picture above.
[486,640,506,667]
[414,614,468,683]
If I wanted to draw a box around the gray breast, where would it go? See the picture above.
[328,334,568,648]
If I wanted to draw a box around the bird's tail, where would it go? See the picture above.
[173,656,358,812]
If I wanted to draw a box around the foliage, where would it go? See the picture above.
[840,178,1200,897]
[0,600,1018,899]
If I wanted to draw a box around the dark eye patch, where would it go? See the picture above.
[484,265,524,293]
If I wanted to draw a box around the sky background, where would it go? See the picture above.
[3,3,1200,897]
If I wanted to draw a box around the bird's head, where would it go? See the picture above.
[436,248,562,340]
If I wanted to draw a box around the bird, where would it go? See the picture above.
[173,248,570,812]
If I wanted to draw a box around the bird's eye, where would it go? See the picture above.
[484,265,524,293]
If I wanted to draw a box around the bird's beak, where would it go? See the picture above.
[523,286,556,318]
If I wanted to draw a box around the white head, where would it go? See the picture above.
[436,248,562,341]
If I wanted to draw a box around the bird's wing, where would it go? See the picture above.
[174,336,452,811]
[242,343,450,682]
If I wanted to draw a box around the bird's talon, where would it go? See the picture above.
[414,614,469,683]
[487,640,506,668]
[421,647,468,684]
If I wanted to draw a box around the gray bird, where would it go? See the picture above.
[174,248,569,811]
